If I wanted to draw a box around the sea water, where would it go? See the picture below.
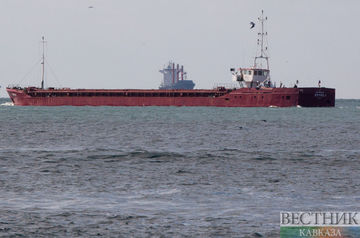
[0,98,359,237]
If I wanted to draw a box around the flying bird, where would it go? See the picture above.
[250,21,255,29]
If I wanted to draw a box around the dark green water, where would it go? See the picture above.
[0,99,359,237]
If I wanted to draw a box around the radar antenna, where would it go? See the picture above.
[254,10,269,70]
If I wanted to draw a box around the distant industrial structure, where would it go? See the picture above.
[159,62,195,90]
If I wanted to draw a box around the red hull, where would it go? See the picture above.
[6,87,335,107]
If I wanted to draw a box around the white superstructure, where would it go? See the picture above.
[231,10,272,88]
[159,62,194,89]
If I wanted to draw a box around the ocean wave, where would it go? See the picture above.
[86,150,184,161]
[0,102,14,106]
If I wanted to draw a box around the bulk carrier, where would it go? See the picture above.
[7,11,335,107]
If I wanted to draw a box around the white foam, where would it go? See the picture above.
[0,102,14,106]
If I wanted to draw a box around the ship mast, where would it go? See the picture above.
[254,10,269,70]
[41,36,46,89]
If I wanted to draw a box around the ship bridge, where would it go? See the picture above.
[232,68,271,88]
[231,10,273,89]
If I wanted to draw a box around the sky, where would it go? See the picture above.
[0,0,359,99]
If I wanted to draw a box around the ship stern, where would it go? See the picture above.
[298,87,335,107]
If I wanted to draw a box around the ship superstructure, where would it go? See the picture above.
[159,62,195,89]
[231,10,272,88]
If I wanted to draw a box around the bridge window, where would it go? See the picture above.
[286,96,291,100]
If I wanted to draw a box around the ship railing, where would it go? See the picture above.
[7,84,25,89]
[213,83,240,89]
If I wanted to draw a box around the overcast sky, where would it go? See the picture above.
[0,0,359,98]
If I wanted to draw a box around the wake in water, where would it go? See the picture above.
[0,102,14,106]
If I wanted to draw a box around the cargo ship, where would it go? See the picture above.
[6,11,335,107]
[159,62,195,90]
